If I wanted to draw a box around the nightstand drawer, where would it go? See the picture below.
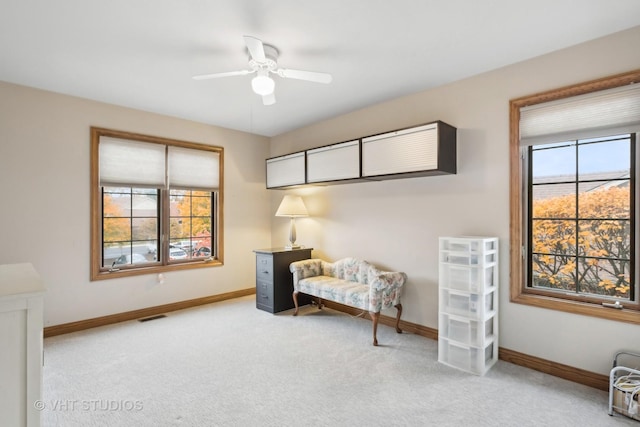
[256,254,274,282]
[256,280,273,310]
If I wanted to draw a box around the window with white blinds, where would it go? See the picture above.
[91,127,223,280]
[510,69,640,321]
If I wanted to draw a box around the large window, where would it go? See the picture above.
[91,128,223,280]
[510,70,640,323]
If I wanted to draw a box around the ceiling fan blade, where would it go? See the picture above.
[277,68,332,84]
[192,70,252,80]
[244,35,266,62]
[262,93,276,106]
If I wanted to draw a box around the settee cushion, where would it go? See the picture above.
[290,257,406,313]
[297,276,369,310]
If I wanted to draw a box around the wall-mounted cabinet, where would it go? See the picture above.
[265,120,456,189]
[266,151,306,189]
[306,140,360,184]
[362,121,456,179]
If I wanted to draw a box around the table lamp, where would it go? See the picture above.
[275,195,308,249]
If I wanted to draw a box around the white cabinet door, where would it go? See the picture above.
[266,152,306,188]
[306,140,360,183]
[362,123,438,177]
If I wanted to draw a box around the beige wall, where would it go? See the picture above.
[0,82,271,327]
[269,26,640,375]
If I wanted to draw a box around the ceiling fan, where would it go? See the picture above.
[193,36,332,106]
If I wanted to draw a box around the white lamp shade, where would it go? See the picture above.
[275,195,308,217]
[251,72,275,96]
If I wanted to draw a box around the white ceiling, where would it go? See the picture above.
[1,1,639,137]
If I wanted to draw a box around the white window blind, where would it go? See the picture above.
[168,146,220,190]
[99,137,166,187]
[520,83,640,146]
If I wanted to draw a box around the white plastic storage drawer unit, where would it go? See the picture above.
[438,236,499,375]
[438,338,497,375]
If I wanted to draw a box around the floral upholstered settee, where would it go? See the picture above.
[289,257,406,346]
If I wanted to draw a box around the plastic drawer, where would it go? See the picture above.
[440,264,497,292]
[438,338,497,375]
[440,238,497,253]
[440,251,496,266]
[440,314,495,346]
[440,289,496,320]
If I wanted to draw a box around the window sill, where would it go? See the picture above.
[91,259,223,281]
[510,291,640,325]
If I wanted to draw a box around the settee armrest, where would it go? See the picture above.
[369,270,407,312]
[289,259,324,292]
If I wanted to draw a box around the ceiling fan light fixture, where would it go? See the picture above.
[251,73,275,96]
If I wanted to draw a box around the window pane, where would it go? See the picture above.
[193,237,212,258]
[132,217,157,241]
[103,218,131,242]
[532,187,575,218]
[170,218,192,239]
[578,183,630,219]
[169,189,214,261]
[104,191,131,217]
[577,257,630,299]
[578,220,631,259]
[577,137,630,177]
[527,134,634,303]
[531,254,575,291]
[531,142,575,182]
[531,219,576,255]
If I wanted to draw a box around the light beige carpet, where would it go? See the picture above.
[41,295,637,426]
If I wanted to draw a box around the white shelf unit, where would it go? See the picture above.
[0,263,45,427]
[438,237,498,375]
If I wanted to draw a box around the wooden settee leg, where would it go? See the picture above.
[370,311,380,346]
[292,292,299,316]
[394,304,403,334]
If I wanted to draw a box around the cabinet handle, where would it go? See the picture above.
[262,270,269,274]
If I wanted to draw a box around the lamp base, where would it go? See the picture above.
[284,244,302,250]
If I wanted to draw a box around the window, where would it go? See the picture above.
[510,70,640,323]
[91,128,223,280]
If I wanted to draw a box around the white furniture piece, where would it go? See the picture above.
[361,121,456,179]
[306,140,360,184]
[266,151,306,188]
[0,263,45,427]
[438,237,498,375]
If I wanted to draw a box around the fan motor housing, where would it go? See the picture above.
[249,44,279,71]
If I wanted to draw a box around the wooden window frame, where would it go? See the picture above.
[509,69,640,324]
[90,127,224,281]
